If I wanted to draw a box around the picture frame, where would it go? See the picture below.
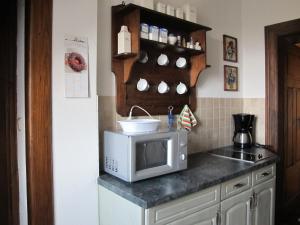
[223,35,238,62]
[224,65,238,91]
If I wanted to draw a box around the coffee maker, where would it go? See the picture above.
[232,113,255,148]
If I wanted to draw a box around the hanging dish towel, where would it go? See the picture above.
[177,105,197,131]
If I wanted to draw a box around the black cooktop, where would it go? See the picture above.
[209,146,275,163]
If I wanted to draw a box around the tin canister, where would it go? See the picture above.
[159,28,168,43]
[149,25,159,41]
[140,23,149,39]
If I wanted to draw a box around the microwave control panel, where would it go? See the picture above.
[105,156,118,173]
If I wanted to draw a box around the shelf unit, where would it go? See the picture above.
[112,3,212,116]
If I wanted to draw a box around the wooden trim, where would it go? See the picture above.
[25,0,54,224]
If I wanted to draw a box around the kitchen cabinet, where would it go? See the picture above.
[252,178,275,225]
[221,189,252,225]
[99,164,276,225]
[145,185,220,225]
[111,3,212,116]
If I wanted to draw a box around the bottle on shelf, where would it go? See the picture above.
[118,25,131,54]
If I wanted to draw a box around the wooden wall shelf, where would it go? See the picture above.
[112,3,212,116]
[113,52,137,59]
[140,39,205,56]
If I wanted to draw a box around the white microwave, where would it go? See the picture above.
[104,129,188,182]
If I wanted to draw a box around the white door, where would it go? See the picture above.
[168,204,219,225]
[252,178,275,225]
[221,189,252,225]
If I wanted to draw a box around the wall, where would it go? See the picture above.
[241,0,300,143]
[16,0,28,224]
[52,0,99,224]
[242,0,300,98]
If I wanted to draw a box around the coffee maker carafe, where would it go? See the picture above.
[232,113,255,148]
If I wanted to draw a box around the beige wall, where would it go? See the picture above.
[241,0,300,98]
[52,0,99,224]
[243,98,265,144]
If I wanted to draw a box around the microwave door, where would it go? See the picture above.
[136,140,168,171]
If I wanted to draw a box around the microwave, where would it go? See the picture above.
[104,129,188,182]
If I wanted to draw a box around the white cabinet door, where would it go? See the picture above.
[168,204,219,225]
[252,178,275,225]
[221,189,252,225]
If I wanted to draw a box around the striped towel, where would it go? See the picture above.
[177,105,197,131]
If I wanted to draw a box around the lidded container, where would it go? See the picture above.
[118,25,131,54]
[183,4,197,23]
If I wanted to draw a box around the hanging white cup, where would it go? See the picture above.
[158,81,170,94]
[157,54,169,66]
[176,57,187,68]
[137,78,150,92]
[176,82,188,94]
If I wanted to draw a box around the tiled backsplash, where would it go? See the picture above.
[99,97,265,163]
[243,98,265,144]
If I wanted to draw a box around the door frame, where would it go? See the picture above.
[25,0,54,224]
[265,18,300,215]
[265,18,300,153]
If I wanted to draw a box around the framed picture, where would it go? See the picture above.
[223,35,238,62]
[224,65,238,91]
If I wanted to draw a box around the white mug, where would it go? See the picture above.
[175,8,183,19]
[158,81,170,94]
[137,78,150,92]
[157,54,169,66]
[176,82,188,94]
[138,51,148,63]
[176,57,187,68]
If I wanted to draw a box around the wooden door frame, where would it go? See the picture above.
[265,18,300,153]
[265,18,300,217]
[25,0,54,224]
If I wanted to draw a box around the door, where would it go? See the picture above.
[283,43,300,205]
[221,189,252,225]
[252,178,275,225]
[168,204,219,225]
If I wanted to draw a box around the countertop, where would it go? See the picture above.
[98,146,278,209]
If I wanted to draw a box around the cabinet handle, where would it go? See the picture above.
[233,183,246,189]
[250,195,254,210]
[216,210,221,225]
[253,192,258,207]
[261,172,271,177]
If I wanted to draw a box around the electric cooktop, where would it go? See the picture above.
[209,146,275,163]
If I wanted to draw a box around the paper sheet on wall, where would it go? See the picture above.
[64,35,89,98]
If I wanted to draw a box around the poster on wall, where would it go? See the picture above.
[64,35,89,98]
[223,35,238,62]
[224,65,238,91]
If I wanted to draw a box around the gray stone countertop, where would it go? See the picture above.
[98,146,279,209]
